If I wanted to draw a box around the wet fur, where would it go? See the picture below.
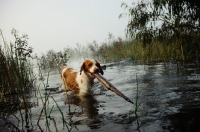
[61,59,103,96]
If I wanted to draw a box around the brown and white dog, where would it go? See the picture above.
[61,59,104,96]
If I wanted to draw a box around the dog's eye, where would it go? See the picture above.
[88,63,92,67]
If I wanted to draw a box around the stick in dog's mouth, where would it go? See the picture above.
[89,70,101,79]
[90,73,95,78]
[88,71,97,79]
[94,73,134,104]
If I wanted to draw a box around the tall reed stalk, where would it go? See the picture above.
[0,29,74,131]
[0,29,35,130]
[134,74,140,115]
[129,73,141,130]
[35,63,73,131]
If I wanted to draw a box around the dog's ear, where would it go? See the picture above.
[80,62,85,75]
[95,60,104,75]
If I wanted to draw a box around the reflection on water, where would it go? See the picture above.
[2,60,200,132]
[64,94,100,127]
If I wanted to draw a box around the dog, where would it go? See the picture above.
[61,59,104,96]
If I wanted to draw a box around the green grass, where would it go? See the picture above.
[0,29,35,129]
[105,38,197,63]
[65,34,200,63]
[0,29,73,132]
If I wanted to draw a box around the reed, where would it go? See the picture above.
[35,61,73,132]
[134,74,141,115]
[0,29,73,131]
[0,29,35,130]
[37,48,70,71]
[84,34,200,63]
[37,91,51,125]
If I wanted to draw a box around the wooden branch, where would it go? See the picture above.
[94,73,134,104]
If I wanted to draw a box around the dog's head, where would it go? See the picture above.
[80,59,104,78]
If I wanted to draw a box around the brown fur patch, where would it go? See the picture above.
[84,60,93,70]
[63,68,80,93]
[80,60,92,73]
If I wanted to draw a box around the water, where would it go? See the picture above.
[4,59,200,132]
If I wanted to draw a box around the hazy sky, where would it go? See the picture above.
[0,0,134,55]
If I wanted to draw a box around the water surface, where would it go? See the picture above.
[6,60,200,132]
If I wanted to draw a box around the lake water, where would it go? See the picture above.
[4,59,200,132]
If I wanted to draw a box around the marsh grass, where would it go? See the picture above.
[35,33,187,64]
[134,74,141,115]
[0,29,74,131]
[37,48,70,72]
[34,66,74,132]
[0,29,35,130]
[103,39,187,63]
[82,33,200,63]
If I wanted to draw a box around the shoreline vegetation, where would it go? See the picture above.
[0,29,36,131]
[0,29,74,131]
[37,31,200,71]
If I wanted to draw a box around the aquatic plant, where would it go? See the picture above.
[51,96,73,132]
[37,48,70,72]
[134,74,141,115]
[86,34,200,64]
[0,29,74,131]
[0,29,35,130]
[120,0,200,62]
[34,59,74,131]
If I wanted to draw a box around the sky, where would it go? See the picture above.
[0,0,134,55]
